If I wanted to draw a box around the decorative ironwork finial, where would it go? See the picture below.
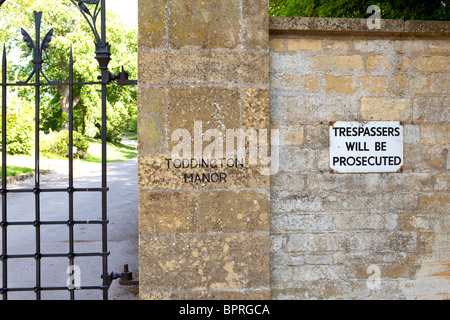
[19,11,54,84]
[70,0,111,81]
[69,0,103,46]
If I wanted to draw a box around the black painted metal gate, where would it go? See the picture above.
[0,0,136,300]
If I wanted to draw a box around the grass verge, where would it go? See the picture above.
[84,138,137,163]
[40,137,137,163]
[123,132,137,140]
[0,165,35,178]
[2,137,137,178]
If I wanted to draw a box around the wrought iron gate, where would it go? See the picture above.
[0,0,137,300]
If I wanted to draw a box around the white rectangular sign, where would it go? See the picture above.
[329,121,403,173]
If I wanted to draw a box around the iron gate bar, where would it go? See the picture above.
[1,81,104,86]
[0,0,136,300]
[68,46,75,300]
[5,220,108,226]
[34,12,43,299]
[1,44,8,301]
[6,187,109,193]
[6,285,104,292]
[4,252,108,259]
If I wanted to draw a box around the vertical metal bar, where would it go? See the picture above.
[33,11,42,300]
[68,47,75,301]
[100,0,108,301]
[101,84,108,301]
[1,45,8,300]
[101,0,106,45]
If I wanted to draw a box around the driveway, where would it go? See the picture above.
[0,157,139,300]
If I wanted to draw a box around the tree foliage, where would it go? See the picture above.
[269,0,449,21]
[0,96,34,155]
[41,130,89,159]
[0,0,137,142]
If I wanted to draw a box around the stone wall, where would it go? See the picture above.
[269,17,449,299]
[138,0,271,300]
[138,1,449,300]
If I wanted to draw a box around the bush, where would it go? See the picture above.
[41,130,89,159]
[0,105,34,155]
[128,116,137,133]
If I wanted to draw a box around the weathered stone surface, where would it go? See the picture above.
[242,0,270,50]
[360,97,411,121]
[138,87,168,154]
[272,193,419,214]
[354,40,396,54]
[324,75,357,94]
[168,50,269,85]
[398,213,446,232]
[412,97,449,124]
[428,40,450,53]
[138,155,270,191]
[301,75,321,92]
[269,39,284,51]
[152,290,270,300]
[269,27,449,300]
[414,56,450,72]
[271,171,306,193]
[139,191,197,234]
[168,0,241,49]
[429,73,450,94]
[140,293,170,300]
[311,55,364,70]
[360,76,387,95]
[404,145,447,171]
[138,5,449,300]
[420,195,450,214]
[306,173,384,194]
[139,50,269,85]
[287,39,322,51]
[278,146,317,172]
[394,40,429,53]
[270,16,449,36]
[139,0,270,300]
[421,125,450,145]
[167,86,240,141]
[198,190,270,233]
[270,94,360,125]
[139,155,180,191]
[139,233,270,293]
[138,0,166,49]
[138,50,167,84]
[242,88,270,131]
[405,20,450,35]
[271,213,334,233]
[366,55,391,72]
[275,124,305,146]
[269,17,406,34]
[171,291,246,300]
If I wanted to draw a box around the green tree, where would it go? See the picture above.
[0,95,34,155]
[0,0,137,142]
[269,0,449,21]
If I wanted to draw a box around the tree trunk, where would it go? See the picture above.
[58,84,81,130]
[81,106,87,135]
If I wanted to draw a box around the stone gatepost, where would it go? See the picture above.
[137,0,271,299]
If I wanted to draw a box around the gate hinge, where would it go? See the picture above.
[98,66,137,86]
[103,264,139,287]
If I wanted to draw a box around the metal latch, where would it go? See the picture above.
[110,66,138,86]
[97,66,138,86]
[103,264,139,287]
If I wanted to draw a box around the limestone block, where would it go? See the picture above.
[168,0,241,49]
